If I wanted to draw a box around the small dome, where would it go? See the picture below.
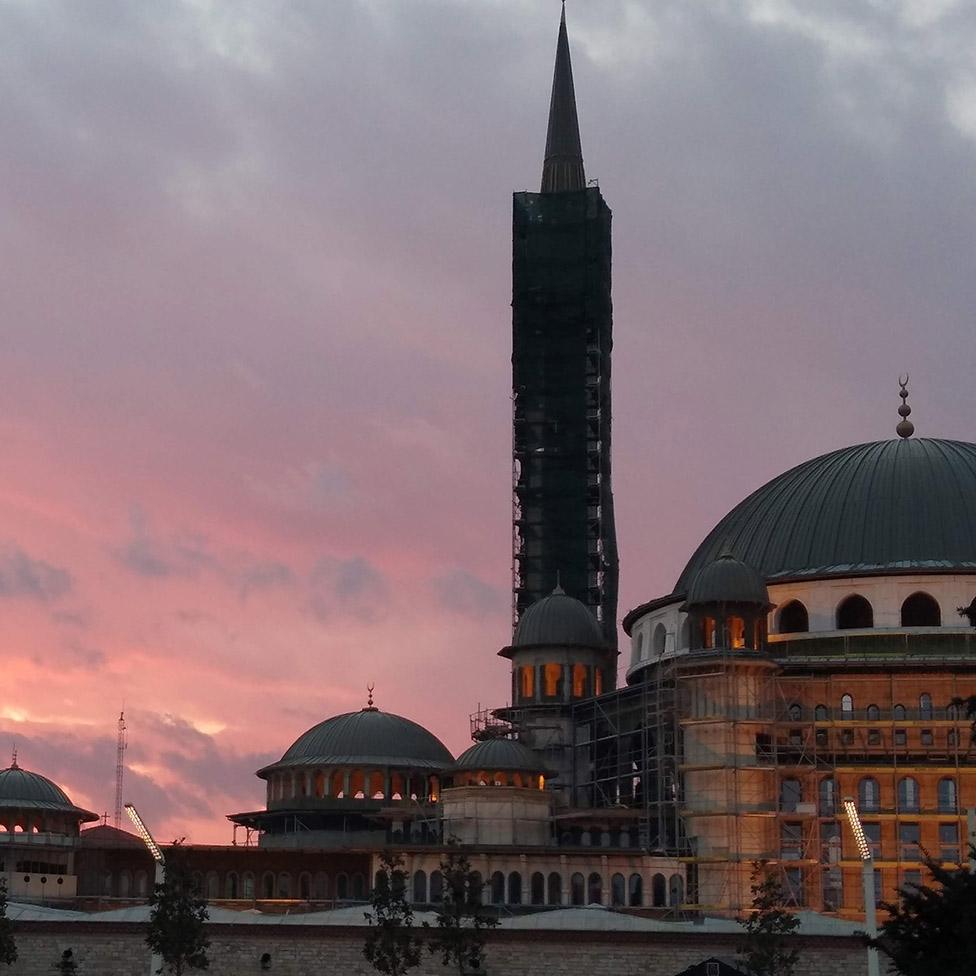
[684,552,770,608]
[513,588,605,649]
[0,763,97,820]
[260,708,454,777]
[455,738,547,774]
[80,824,147,849]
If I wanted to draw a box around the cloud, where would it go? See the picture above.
[0,545,72,601]
[432,569,505,619]
[307,556,389,621]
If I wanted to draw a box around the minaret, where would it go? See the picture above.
[511,5,619,660]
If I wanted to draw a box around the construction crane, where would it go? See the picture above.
[114,710,127,830]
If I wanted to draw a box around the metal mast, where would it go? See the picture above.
[114,710,127,830]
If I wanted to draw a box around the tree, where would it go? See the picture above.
[146,841,210,975]
[54,948,78,974]
[425,846,498,976]
[873,849,976,975]
[0,879,16,967]
[364,852,423,976]
[736,862,800,976]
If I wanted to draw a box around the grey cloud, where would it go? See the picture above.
[0,545,72,601]
[432,569,505,619]
[308,556,389,621]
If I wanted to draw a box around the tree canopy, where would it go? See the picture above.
[364,851,423,976]
[146,842,210,976]
[737,862,800,976]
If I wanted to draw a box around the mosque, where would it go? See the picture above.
[3,6,975,938]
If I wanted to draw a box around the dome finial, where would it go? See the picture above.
[364,683,377,712]
[896,374,915,439]
[10,744,17,770]
[552,570,565,595]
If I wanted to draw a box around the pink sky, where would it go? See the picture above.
[2,1,976,842]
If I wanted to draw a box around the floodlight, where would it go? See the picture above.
[124,803,164,864]
[843,796,871,861]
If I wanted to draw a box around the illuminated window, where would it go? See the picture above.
[543,663,562,698]
[702,617,716,648]
[572,663,588,698]
[728,616,746,648]
[520,666,535,700]
[594,669,603,695]
[841,694,853,714]
[919,693,933,719]
[897,777,919,812]
[859,777,880,812]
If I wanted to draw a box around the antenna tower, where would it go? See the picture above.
[114,710,127,829]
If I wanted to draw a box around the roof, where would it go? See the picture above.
[259,708,454,777]
[663,437,976,598]
[80,824,147,849]
[455,738,547,774]
[683,552,770,609]
[0,764,98,821]
[512,588,606,650]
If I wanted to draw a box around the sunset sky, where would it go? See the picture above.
[2,0,976,843]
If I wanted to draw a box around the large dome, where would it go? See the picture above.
[512,587,606,649]
[260,708,454,776]
[675,438,976,595]
[0,763,97,820]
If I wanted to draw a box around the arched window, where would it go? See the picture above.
[669,874,684,907]
[780,779,802,812]
[543,663,562,698]
[520,665,534,700]
[634,632,645,664]
[901,592,941,627]
[819,778,836,815]
[530,872,545,905]
[223,872,238,899]
[570,872,585,906]
[728,616,746,648]
[335,873,349,900]
[814,704,828,721]
[547,872,561,905]
[779,600,809,634]
[679,617,691,649]
[277,873,291,899]
[919,693,933,719]
[898,777,920,812]
[490,871,505,905]
[652,873,667,907]
[413,870,427,904]
[352,874,366,900]
[469,871,482,904]
[837,595,873,630]
[135,870,148,898]
[787,703,802,721]
[243,872,256,900]
[866,704,880,720]
[893,704,906,720]
[702,616,716,649]
[610,873,626,906]
[262,872,276,899]
[938,778,958,813]
[508,872,522,905]
[427,870,442,903]
[299,873,311,901]
[119,871,131,898]
[587,872,603,905]
[629,873,643,907]
[859,777,880,812]
[572,663,588,698]
[206,872,219,900]
[313,872,328,899]
[947,701,961,720]
[841,694,854,715]
[652,623,667,656]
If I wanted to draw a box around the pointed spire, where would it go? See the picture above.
[541,4,586,193]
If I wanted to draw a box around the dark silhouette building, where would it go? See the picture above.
[511,6,618,653]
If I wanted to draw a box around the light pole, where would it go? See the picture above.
[125,803,165,976]
[843,796,880,976]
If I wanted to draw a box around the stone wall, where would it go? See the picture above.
[4,921,873,976]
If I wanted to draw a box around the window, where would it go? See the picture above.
[814,704,828,721]
[469,871,482,904]
[921,728,933,746]
[893,704,906,720]
[940,823,960,863]
[587,872,602,905]
[728,616,746,648]
[243,873,256,899]
[299,873,311,901]
[779,600,809,634]
[429,871,443,903]
[816,729,828,747]
[547,872,561,905]
[898,777,920,812]
[873,869,882,906]
[520,666,534,700]
[635,632,645,664]
[277,873,291,899]
[901,593,941,627]
[225,872,239,899]
[902,870,922,891]
[948,729,959,747]
[490,871,505,905]
[899,823,921,861]
[841,694,854,715]
[570,873,584,906]
[919,693,934,719]
[837,595,873,629]
[866,704,880,720]
[868,729,881,746]
[629,873,642,907]
[352,874,366,900]
[840,729,854,746]
[780,779,802,812]
[508,872,521,905]
[611,873,626,906]
[947,701,961,720]
[543,663,562,698]
[781,822,804,860]
[822,868,842,912]
[864,823,882,859]
[413,870,427,904]
[572,663,588,699]
[669,874,684,907]
[820,821,841,864]
[702,616,716,648]
[335,873,348,900]
[819,778,836,815]
[938,778,957,813]
[679,617,691,649]
[895,728,907,746]
[652,623,667,656]
[652,873,667,907]
[788,703,802,721]
[783,867,804,906]
[530,872,545,905]
[859,777,880,812]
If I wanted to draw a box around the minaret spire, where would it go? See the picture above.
[541,3,586,193]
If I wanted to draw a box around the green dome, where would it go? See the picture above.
[675,438,976,593]
[513,588,605,649]
[684,552,770,608]
[0,763,97,820]
[455,738,546,773]
[260,708,454,777]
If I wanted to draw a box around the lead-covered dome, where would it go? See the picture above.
[455,738,547,773]
[0,763,97,820]
[513,587,606,649]
[259,708,454,776]
[675,438,976,594]
[684,552,770,608]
